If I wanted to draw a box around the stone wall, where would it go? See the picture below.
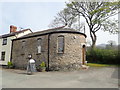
[49,33,86,71]
[12,32,86,71]
[12,35,48,69]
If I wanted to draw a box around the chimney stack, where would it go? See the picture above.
[10,25,17,33]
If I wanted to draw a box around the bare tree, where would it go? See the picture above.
[49,8,85,31]
[107,40,116,47]
[106,40,117,49]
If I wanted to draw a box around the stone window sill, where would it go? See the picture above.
[21,53,25,55]
[36,53,41,55]
[57,52,64,54]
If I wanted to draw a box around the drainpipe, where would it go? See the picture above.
[47,34,50,71]
[10,36,17,65]
[10,40,14,62]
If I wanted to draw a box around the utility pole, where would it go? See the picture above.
[78,14,80,31]
[84,25,85,34]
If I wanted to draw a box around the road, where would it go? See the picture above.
[0,66,119,88]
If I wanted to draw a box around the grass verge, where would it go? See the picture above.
[86,63,119,67]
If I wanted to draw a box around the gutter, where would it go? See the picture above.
[13,31,87,41]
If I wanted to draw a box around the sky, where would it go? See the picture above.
[0,0,119,45]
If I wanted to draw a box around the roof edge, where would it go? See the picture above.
[13,30,87,41]
[0,29,32,38]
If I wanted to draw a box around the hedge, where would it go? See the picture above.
[86,48,120,64]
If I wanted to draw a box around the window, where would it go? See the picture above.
[22,41,25,49]
[37,38,42,53]
[21,41,26,55]
[3,38,7,45]
[58,36,64,53]
[1,52,5,61]
[37,46,41,53]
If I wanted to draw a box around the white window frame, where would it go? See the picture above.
[57,36,64,53]
[1,51,5,61]
[37,38,42,54]
[2,38,7,45]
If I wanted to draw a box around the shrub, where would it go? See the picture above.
[86,48,119,64]
[7,61,13,69]
[40,61,46,67]
[37,61,46,72]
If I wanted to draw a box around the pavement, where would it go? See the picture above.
[0,66,119,88]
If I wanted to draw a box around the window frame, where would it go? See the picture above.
[57,35,65,54]
[21,40,26,55]
[1,51,5,61]
[22,40,26,49]
[37,38,42,54]
[2,38,7,45]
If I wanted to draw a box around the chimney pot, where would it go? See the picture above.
[10,25,17,33]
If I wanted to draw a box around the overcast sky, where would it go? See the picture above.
[0,0,118,45]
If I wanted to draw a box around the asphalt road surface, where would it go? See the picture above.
[0,66,119,88]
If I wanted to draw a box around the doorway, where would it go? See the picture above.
[82,45,86,65]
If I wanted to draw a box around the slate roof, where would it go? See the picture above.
[13,26,87,41]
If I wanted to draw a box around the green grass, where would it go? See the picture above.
[86,63,119,67]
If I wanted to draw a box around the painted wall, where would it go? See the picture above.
[0,36,15,65]
[0,30,32,65]
[16,30,32,38]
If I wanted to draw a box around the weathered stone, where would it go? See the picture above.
[12,28,86,71]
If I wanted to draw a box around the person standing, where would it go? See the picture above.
[27,55,36,75]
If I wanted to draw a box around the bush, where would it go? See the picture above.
[86,48,119,64]
[7,61,14,69]
[37,61,46,72]
[40,61,46,67]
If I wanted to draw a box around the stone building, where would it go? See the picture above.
[12,26,87,71]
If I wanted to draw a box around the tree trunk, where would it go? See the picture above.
[90,31,97,49]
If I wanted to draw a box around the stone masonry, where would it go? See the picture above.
[12,27,86,71]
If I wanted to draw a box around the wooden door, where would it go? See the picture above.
[82,45,86,65]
